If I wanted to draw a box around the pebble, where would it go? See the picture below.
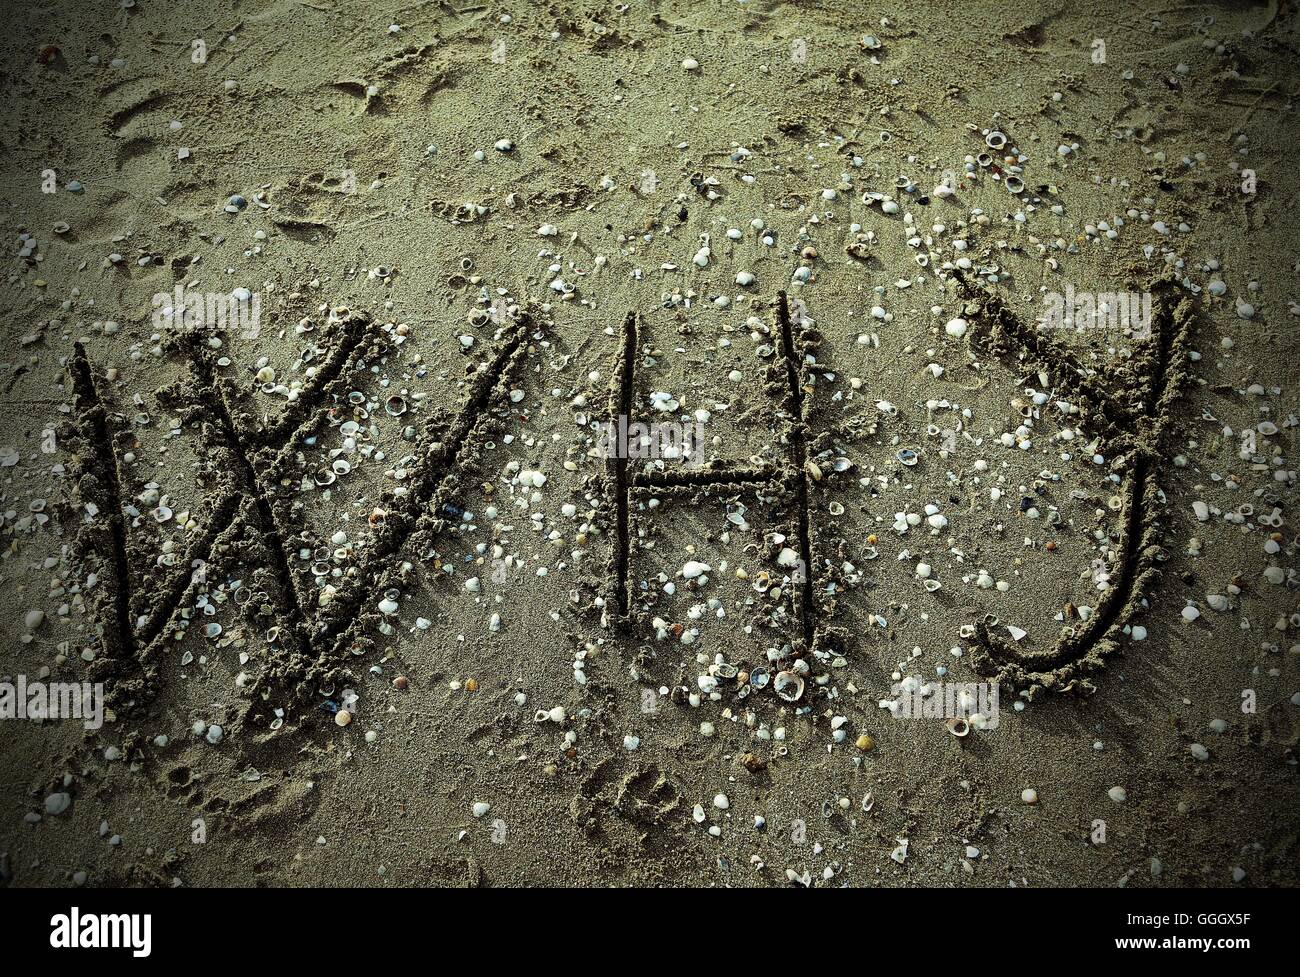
[1107,786,1127,803]
[472,802,491,818]
[944,317,968,339]
[44,792,71,816]
[682,57,699,70]
[1020,788,1039,804]
[1188,743,1209,761]
[713,793,729,810]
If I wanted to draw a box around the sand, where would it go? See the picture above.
[1,0,1297,888]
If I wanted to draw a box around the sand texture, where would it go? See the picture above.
[0,0,1297,887]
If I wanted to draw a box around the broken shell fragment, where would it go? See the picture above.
[774,670,805,702]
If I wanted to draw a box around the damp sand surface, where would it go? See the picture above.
[0,1,1298,887]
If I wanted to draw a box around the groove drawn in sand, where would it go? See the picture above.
[956,272,1196,696]
[69,344,138,672]
[68,313,536,716]
[605,292,832,656]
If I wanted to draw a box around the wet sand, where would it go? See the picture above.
[0,0,1297,887]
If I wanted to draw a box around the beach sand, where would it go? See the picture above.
[0,0,1297,887]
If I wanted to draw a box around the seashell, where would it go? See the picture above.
[233,586,252,605]
[827,501,845,516]
[1005,175,1025,194]
[332,458,351,475]
[204,622,222,638]
[946,717,971,737]
[860,34,882,49]
[976,152,993,168]
[347,391,366,406]
[985,131,1007,150]
[265,626,281,643]
[749,666,771,690]
[314,469,336,486]
[368,508,387,528]
[804,460,823,481]
[384,395,408,417]
[922,578,942,592]
[832,456,852,473]
[714,662,739,679]
[752,571,772,593]
[896,448,918,466]
[774,670,805,702]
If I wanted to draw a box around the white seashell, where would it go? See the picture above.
[774,670,804,702]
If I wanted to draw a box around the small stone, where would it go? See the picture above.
[472,802,491,818]
[1021,788,1039,804]
[1107,786,1127,803]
